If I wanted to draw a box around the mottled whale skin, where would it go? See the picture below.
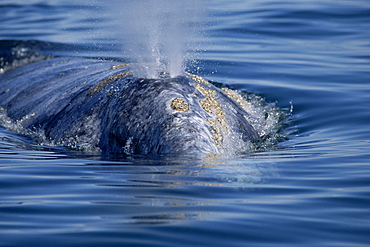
[0,57,259,156]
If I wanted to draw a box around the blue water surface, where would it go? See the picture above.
[0,0,369,246]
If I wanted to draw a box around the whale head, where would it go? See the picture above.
[100,74,259,156]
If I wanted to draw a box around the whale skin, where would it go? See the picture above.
[0,57,259,156]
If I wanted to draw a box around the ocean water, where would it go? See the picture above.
[0,0,369,246]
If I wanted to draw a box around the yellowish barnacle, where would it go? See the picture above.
[194,83,217,97]
[199,94,228,129]
[199,97,213,114]
[110,64,130,70]
[207,89,217,96]
[170,97,190,112]
[186,72,210,85]
[194,83,207,96]
[194,83,230,148]
[88,70,132,96]
[222,88,250,112]
[207,119,223,147]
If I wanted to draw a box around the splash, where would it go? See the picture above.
[116,0,204,78]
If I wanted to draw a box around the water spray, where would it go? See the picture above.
[117,0,204,78]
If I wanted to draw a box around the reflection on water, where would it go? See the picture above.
[0,124,275,227]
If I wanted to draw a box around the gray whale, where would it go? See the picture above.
[0,57,259,156]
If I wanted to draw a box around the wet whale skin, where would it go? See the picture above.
[0,57,259,155]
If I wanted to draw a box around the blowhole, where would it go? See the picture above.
[158,71,171,78]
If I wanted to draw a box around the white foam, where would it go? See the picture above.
[0,108,102,152]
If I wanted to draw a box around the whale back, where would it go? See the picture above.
[0,57,259,156]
